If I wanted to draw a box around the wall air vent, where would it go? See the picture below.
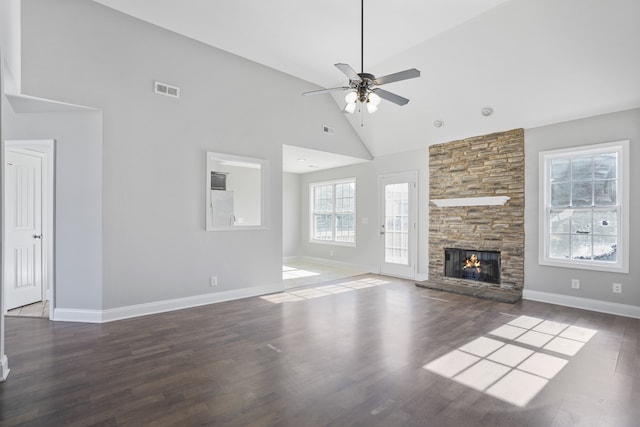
[322,124,335,135]
[154,81,180,98]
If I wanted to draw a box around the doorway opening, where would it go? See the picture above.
[2,140,54,320]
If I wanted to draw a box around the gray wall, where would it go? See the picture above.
[0,0,20,91]
[282,172,301,258]
[524,108,639,306]
[19,0,369,309]
[0,47,6,379]
[298,149,429,277]
[3,105,103,310]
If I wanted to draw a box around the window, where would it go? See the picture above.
[310,179,356,245]
[539,140,629,273]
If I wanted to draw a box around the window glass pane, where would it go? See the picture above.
[594,180,616,205]
[571,234,592,260]
[335,183,355,213]
[571,156,593,181]
[570,210,592,235]
[543,144,624,270]
[594,154,617,180]
[571,182,593,207]
[549,234,570,259]
[335,214,355,242]
[593,235,617,261]
[551,158,571,182]
[313,214,332,240]
[550,209,571,233]
[314,185,333,213]
[550,182,571,207]
[592,209,617,235]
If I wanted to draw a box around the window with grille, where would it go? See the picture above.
[310,179,356,245]
[539,140,629,273]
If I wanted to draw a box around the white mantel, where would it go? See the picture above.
[430,196,511,207]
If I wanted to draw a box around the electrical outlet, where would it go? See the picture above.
[210,276,218,287]
[571,279,580,289]
[612,282,622,294]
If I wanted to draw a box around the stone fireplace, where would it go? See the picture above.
[417,129,524,302]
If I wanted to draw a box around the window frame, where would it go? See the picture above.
[539,140,629,273]
[309,178,357,246]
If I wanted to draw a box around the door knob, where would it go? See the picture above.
[33,234,42,239]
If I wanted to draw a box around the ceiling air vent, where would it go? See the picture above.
[154,81,180,99]
[322,124,335,135]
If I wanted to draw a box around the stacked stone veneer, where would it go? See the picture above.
[429,128,524,295]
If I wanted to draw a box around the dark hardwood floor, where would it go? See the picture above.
[1,274,639,426]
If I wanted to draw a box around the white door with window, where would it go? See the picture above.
[4,149,44,310]
[379,172,417,278]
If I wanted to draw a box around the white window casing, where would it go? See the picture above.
[309,178,356,246]
[539,140,629,273]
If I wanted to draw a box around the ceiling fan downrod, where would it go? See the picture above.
[361,0,364,74]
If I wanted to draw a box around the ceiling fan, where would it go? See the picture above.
[302,0,420,114]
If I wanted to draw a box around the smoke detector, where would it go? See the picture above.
[481,106,494,117]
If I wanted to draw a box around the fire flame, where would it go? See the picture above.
[463,254,482,273]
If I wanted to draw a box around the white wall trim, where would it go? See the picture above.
[53,283,283,324]
[283,255,428,280]
[53,308,103,323]
[292,255,377,274]
[431,196,510,207]
[0,355,9,382]
[523,289,640,319]
[416,272,429,281]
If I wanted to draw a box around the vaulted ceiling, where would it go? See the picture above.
[93,0,640,159]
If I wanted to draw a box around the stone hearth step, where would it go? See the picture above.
[415,280,521,304]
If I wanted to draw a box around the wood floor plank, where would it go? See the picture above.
[1,274,639,426]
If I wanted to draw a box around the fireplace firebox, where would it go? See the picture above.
[444,248,501,284]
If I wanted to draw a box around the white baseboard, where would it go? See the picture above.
[53,308,103,323]
[0,355,9,382]
[53,283,283,324]
[415,273,429,282]
[522,289,640,319]
[293,256,377,274]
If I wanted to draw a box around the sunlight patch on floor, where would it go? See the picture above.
[423,315,597,407]
[261,277,391,304]
[282,265,320,280]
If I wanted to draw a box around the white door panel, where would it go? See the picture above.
[4,150,43,310]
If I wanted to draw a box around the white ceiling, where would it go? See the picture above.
[282,145,369,174]
[94,0,640,170]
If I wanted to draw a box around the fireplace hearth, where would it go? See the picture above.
[445,248,501,284]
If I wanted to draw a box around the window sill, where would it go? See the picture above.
[310,239,356,248]
[539,258,628,274]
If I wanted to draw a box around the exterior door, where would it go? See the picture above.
[4,149,43,310]
[379,171,417,279]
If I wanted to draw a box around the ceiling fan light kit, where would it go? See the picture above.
[302,0,420,116]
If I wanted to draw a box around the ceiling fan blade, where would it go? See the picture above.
[374,88,410,106]
[374,68,420,86]
[335,63,362,82]
[302,86,350,96]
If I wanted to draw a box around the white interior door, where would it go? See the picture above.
[4,149,43,310]
[379,171,417,279]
